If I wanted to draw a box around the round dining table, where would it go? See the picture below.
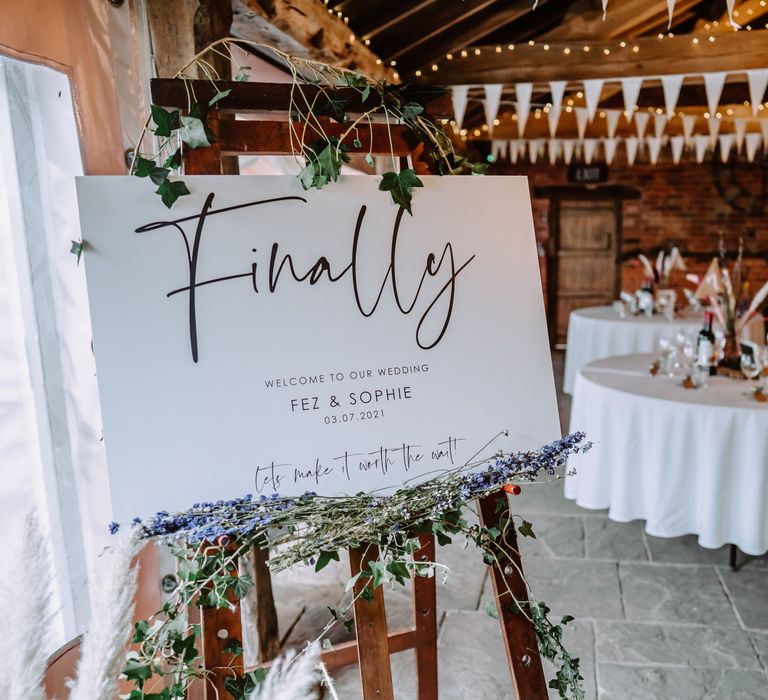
[565,353,768,556]
[562,305,702,394]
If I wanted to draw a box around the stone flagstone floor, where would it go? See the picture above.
[269,352,768,699]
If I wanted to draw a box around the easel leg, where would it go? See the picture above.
[413,534,438,699]
[241,543,281,662]
[349,544,395,700]
[201,589,244,699]
[477,492,549,700]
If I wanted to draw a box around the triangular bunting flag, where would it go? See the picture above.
[694,134,709,163]
[670,135,685,164]
[548,81,566,137]
[681,114,697,143]
[747,69,768,117]
[605,109,621,139]
[660,75,684,118]
[528,139,542,164]
[603,137,617,165]
[625,136,639,165]
[583,138,598,164]
[621,77,643,123]
[548,106,561,138]
[451,85,470,130]
[583,79,604,122]
[707,114,722,146]
[733,119,748,151]
[602,0,609,19]
[516,82,533,137]
[575,107,589,140]
[483,84,503,133]
[518,140,529,162]
[718,133,734,162]
[548,139,561,165]
[491,139,507,162]
[654,113,668,138]
[508,140,519,164]
[726,0,741,27]
[635,111,650,139]
[666,0,675,27]
[745,132,762,162]
[562,139,576,165]
[646,136,663,164]
[703,72,726,116]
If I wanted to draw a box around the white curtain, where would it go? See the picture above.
[0,55,111,651]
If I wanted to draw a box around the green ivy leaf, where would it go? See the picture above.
[151,104,181,137]
[322,638,333,649]
[315,549,340,572]
[131,619,149,643]
[518,520,536,539]
[122,658,152,683]
[353,137,362,148]
[561,615,575,625]
[208,88,232,107]
[230,574,253,600]
[234,67,251,82]
[401,102,424,121]
[135,156,156,178]
[364,153,375,168]
[163,148,182,170]
[368,560,391,588]
[484,600,499,620]
[316,95,348,123]
[223,638,244,656]
[155,179,190,209]
[70,240,84,265]
[149,166,170,186]
[179,115,211,149]
[378,169,423,215]
[359,583,374,602]
[343,618,355,633]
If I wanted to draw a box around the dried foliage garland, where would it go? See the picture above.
[112,433,591,700]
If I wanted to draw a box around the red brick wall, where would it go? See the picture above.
[496,159,768,298]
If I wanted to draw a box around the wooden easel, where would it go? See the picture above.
[150,77,549,700]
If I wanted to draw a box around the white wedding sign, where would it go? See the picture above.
[77,176,559,520]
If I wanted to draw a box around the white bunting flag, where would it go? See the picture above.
[575,107,589,140]
[548,139,561,165]
[747,69,768,117]
[726,0,740,27]
[516,82,533,137]
[621,77,643,122]
[602,0,609,19]
[646,136,663,164]
[529,139,544,164]
[707,114,722,146]
[583,138,598,164]
[745,132,762,162]
[670,135,685,164]
[654,113,668,138]
[605,109,621,139]
[681,114,697,143]
[635,111,650,139]
[562,139,576,165]
[661,74,684,118]
[548,81,566,137]
[625,136,639,165]
[517,139,529,162]
[491,139,508,162]
[603,137,617,165]
[703,71,727,116]
[666,0,676,27]
[508,140,519,164]
[733,119,748,151]
[694,134,710,163]
[718,134,734,162]
[583,79,604,122]
[483,84,503,133]
[450,85,470,130]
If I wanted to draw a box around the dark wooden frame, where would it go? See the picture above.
[532,185,641,347]
[152,77,549,700]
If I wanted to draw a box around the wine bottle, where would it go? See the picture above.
[697,311,716,375]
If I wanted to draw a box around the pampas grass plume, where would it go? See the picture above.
[250,642,326,700]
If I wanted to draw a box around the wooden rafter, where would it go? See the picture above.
[429,30,768,85]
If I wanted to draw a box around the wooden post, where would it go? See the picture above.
[349,544,395,700]
[413,534,438,700]
[477,492,549,700]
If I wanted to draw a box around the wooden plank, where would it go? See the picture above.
[349,544,395,700]
[150,79,453,117]
[413,534,439,700]
[218,119,420,156]
[231,0,393,81]
[431,30,768,85]
[146,0,201,78]
[477,492,549,700]
[319,629,419,672]
[240,545,281,663]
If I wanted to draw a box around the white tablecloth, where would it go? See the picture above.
[562,306,701,394]
[565,354,768,555]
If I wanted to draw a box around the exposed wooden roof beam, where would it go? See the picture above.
[232,0,393,80]
[431,30,768,85]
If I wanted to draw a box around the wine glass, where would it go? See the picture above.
[740,351,763,387]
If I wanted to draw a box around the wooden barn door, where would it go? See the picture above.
[555,199,619,344]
